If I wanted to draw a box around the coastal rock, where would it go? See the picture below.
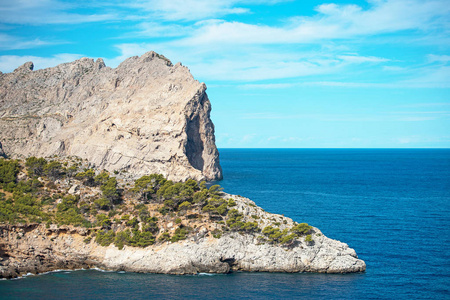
[0,195,365,278]
[0,52,222,181]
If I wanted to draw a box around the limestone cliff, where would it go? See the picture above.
[0,52,222,181]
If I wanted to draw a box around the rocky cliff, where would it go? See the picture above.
[0,194,365,278]
[0,52,222,181]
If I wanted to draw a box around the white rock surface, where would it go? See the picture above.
[0,52,222,181]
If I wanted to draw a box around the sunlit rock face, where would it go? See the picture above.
[0,51,222,181]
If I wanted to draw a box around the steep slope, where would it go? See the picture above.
[0,52,222,181]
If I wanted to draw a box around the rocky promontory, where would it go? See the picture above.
[0,52,365,279]
[0,52,222,181]
[0,156,365,278]
[0,195,365,278]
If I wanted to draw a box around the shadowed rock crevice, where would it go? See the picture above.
[185,115,204,172]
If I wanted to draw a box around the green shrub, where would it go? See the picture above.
[208,185,223,197]
[211,229,222,239]
[132,174,167,202]
[178,201,191,211]
[158,232,171,242]
[94,198,111,210]
[95,230,116,246]
[280,233,296,245]
[262,226,290,244]
[114,230,132,249]
[126,217,139,228]
[291,223,312,236]
[0,159,19,186]
[226,209,260,233]
[75,169,96,186]
[94,171,110,185]
[25,157,47,177]
[171,226,191,242]
[44,161,64,179]
[101,177,120,204]
[227,199,236,207]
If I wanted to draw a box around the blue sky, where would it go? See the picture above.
[0,0,449,148]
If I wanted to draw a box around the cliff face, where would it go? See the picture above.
[0,194,365,278]
[0,52,222,181]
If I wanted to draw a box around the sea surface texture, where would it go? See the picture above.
[1,149,449,299]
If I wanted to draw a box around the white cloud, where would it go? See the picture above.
[173,0,449,46]
[0,0,116,24]
[427,54,450,63]
[132,22,190,37]
[0,53,84,73]
[0,33,53,50]
[132,0,249,21]
[100,0,448,82]
[337,55,390,63]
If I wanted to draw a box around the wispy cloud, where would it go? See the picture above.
[0,33,54,50]
[130,0,249,21]
[99,0,449,83]
[0,0,116,25]
[171,0,449,46]
[427,54,450,63]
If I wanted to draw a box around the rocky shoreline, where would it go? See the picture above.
[0,195,365,279]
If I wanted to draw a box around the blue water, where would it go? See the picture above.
[1,149,449,299]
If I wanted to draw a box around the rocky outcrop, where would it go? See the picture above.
[0,52,222,181]
[0,195,365,278]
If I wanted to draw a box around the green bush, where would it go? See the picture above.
[95,230,116,246]
[132,174,167,202]
[171,226,191,242]
[280,233,296,245]
[114,230,131,249]
[101,177,120,204]
[178,201,191,211]
[44,161,64,179]
[75,169,96,186]
[291,223,312,236]
[94,198,112,210]
[25,157,47,177]
[126,217,139,228]
[0,159,19,186]
[262,226,290,244]
[228,199,237,207]
[211,229,222,239]
[226,209,260,233]
[158,232,171,242]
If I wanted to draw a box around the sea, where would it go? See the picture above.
[1,149,449,299]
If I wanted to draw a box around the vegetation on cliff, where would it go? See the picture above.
[0,156,314,249]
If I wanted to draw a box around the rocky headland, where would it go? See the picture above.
[0,52,221,182]
[0,53,365,279]
[0,195,365,278]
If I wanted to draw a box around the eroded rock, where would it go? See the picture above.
[0,52,222,181]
